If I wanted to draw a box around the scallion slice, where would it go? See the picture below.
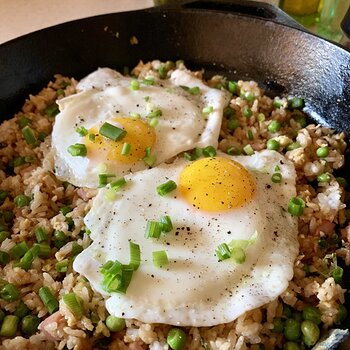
[145,221,162,239]
[288,197,305,217]
[34,243,52,258]
[156,180,177,196]
[129,242,141,271]
[129,112,141,120]
[243,144,254,155]
[247,129,254,140]
[15,245,40,270]
[143,147,156,167]
[111,177,127,191]
[63,292,84,319]
[143,77,155,85]
[88,133,96,141]
[22,126,37,145]
[152,250,169,268]
[99,122,127,141]
[202,106,214,115]
[55,259,69,273]
[271,173,282,184]
[10,241,29,259]
[121,142,131,156]
[130,79,140,90]
[231,247,246,264]
[149,117,159,127]
[160,215,173,233]
[67,143,87,157]
[38,286,59,314]
[147,109,162,119]
[202,146,216,157]
[167,328,187,350]
[0,283,20,301]
[76,126,88,136]
[216,243,231,261]
[98,173,115,187]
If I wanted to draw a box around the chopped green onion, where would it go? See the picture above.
[18,116,30,128]
[71,242,83,257]
[129,242,141,271]
[268,120,281,133]
[143,147,156,167]
[111,177,127,191]
[0,190,8,202]
[143,77,155,85]
[242,107,252,118]
[16,245,40,270]
[104,189,117,201]
[274,165,281,172]
[0,283,20,301]
[157,180,177,196]
[38,132,46,142]
[286,142,301,151]
[231,247,246,264]
[288,197,305,217]
[105,315,126,331]
[38,286,59,314]
[88,133,96,141]
[76,126,88,137]
[216,243,231,261]
[129,112,141,120]
[145,221,162,239]
[317,173,331,183]
[0,315,19,338]
[158,64,168,79]
[240,91,255,102]
[98,173,115,187]
[3,211,13,223]
[332,266,343,283]
[243,144,254,155]
[267,139,280,150]
[130,79,140,90]
[149,117,159,127]
[54,230,68,249]
[14,194,31,208]
[44,103,59,117]
[226,146,241,155]
[202,106,214,115]
[0,231,9,243]
[294,113,307,127]
[258,113,265,122]
[316,146,329,158]
[247,129,254,140]
[100,260,133,293]
[121,142,131,156]
[63,292,84,319]
[56,89,65,96]
[167,328,187,350]
[147,109,162,119]
[228,81,238,94]
[56,259,69,273]
[227,118,240,131]
[21,315,40,336]
[99,122,127,141]
[22,126,37,145]
[34,243,52,258]
[0,251,10,265]
[335,304,348,324]
[14,301,30,318]
[60,206,72,216]
[223,107,235,118]
[180,86,200,95]
[160,215,173,233]
[67,143,87,157]
[288,97,304,109]
[273,99,284,108]
[271,172,282,183]
[10,241,29,259]
[152,250,169,268]
[202,146,216,157]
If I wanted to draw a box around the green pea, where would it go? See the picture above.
[284,342,301,350]
[266,139,280,150]
[272,317,284,333]
[21,315,40,335]
[317,173,331,183]
[286,142,301,151]
[227,118,240,131]
[316,146,329,158]
[242,107,252,118]
[301,320,320,346]
[14,195,31,208]
[268,120,281,133]
[284,318,301,341]
[105,315,126,332]
[302,306,321,325]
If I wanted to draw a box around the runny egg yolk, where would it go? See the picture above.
[85,117,156,164]
[179,157,256,212]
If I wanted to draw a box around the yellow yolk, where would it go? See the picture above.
[179,157,256,212]
[85,117,156,164]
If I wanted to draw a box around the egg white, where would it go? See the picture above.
[52,68,230,188]
[73,150,299,327]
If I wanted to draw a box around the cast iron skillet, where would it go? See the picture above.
[0,0,350,347]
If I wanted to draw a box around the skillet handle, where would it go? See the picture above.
[154,0,306,31]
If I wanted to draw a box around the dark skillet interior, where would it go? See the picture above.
[0,0,350,341]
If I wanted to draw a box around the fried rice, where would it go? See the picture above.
[0,60,348,350]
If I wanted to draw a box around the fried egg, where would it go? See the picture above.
[73,150,299,327]
[52,68,230,188]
